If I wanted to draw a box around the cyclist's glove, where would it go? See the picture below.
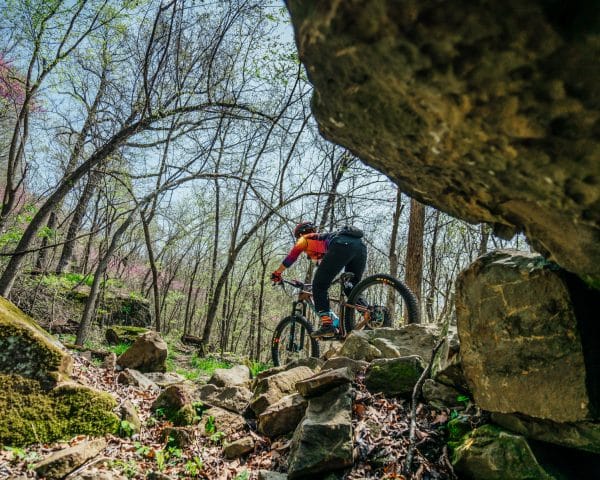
[271,271,283,284]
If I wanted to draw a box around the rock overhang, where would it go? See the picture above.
[285,0,600,285]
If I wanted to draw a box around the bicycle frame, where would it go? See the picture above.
[283,275,372,339]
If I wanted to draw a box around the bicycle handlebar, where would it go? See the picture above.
[282,279,310,289]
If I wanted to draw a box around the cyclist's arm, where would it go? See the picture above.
[275,237,308,274]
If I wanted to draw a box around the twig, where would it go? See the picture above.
[404,338,445,476]
[64,455,112,479]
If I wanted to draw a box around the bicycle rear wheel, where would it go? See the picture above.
[347,274,419,329]
[271,315,320,367]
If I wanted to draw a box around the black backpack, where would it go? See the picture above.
[336,225,364,239]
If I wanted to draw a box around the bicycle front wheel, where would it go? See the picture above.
[347,274,419,329]
[271,315,320,367]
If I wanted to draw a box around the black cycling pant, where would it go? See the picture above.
[312,235,367,314]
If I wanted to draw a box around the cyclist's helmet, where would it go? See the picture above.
[294,221,316,238]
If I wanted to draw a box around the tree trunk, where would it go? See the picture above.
[425,210,441,323]
[404,198,425,322]
[76,211,136,345]
[387,188,403,316]
[141,210,161,332]
[35,211,57,272]
[56,170,102,274]
[479,223,490,256]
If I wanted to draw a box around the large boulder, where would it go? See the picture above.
[287,384,354,479]
[0,297,119,446]
[196,384,252,414]
[105,325,149,345]
[0,296,72,387]
[492,412,600,454]
[456,250,598,422]
[285,0,600,285]
[117,331,168,373]
[116,368,158,390]
[1,376,119,446]
[151,384,197,426]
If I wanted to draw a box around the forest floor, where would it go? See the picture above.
[0,344,458,480]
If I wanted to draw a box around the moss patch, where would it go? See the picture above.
[364,355,425,396]
[452,424,554,480]
[0,374,119,447]
[0,297,72,389]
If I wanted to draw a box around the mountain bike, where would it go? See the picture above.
[271,272,419,366]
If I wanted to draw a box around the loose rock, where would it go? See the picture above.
[295,367,354,398]
[208,364,251,387]
[223,435,255,459]
[258,393,308,438]
[116,331,168,373]
[34,438,107,479]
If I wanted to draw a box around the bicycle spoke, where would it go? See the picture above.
[349,275,419,328]
[272,316,317,366]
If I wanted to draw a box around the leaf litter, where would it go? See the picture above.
[0,355,459,479]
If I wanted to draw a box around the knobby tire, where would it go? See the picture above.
[271,315,319,367]
[347,273,420,329]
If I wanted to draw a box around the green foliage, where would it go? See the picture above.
[184,456,204,477]
[108,342,130,356]
[119,420,135,438]
[41,273,94,290]
[57,333,76,345]
[37,225,56,240]
[204,415,216,435]
[110,459,138,478]
[4,445,39,464]
[0,227,23,248]
[134,441,151,457]
[204,414,225,444]
[209,431,225,444]
[155,448,166,472]
[234,471,250,480]
[190,354,232,374]
[248,360,270,377]
[63,272,94,287]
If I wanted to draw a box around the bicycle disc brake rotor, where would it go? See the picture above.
[368,305,390,328]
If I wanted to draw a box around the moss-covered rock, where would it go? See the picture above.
[151,384,198,426]
[452,424,554,480]
[0,374,119,446]
[364,355,425,396]
[105,325,149,345]
[0,296,72,388]
[0,297,119,446]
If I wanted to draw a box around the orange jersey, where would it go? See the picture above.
[282,232,334,267]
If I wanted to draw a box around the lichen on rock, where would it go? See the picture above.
[0,374,119,446]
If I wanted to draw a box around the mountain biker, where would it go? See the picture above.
[271,221,367,338]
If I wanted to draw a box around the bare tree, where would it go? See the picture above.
[404,198,425,321]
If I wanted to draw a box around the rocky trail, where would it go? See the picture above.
[0,344,458,479]
[3,250,600,479]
